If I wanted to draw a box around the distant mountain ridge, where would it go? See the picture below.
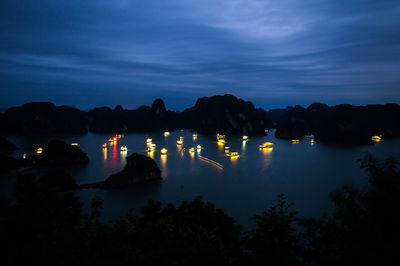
[1,95,400,145]
[274,102,400,145]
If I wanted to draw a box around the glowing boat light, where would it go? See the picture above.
[36,147,43,154]
[120,146,127,152]
[259,142,274,149]
[371,135,382,142]
[161,148,168,155]
[217,139,226,145]
[164,131,170,137]
[229,152,240,159]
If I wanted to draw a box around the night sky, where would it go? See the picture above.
[1,0,399,110]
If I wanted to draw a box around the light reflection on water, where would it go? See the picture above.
[3,130,400,229]
[260,147,273,171]
[160,154,168,178]
[102,148,107,161]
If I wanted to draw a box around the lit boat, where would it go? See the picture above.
[102,143,107,148]
[229,152,240,158]
[71,143,79,146]
[259,142,274,148]
[192,133,198,138]
[291,139,300,144]
[197,145,202,150]
[36,147,43,154]
[217,133,225,140]
[177,140,183,145]
[22,153,27,159]
[164,131,170,137]
[217,139,226,145]
[179,136,184,140]
[371,135,382,142]
[116,134,124,138]
[311,139,315,144]
[108,138,114,142]
[224,146,230,155]
[242,136,248,141]
[120,146,127,152]
[146,138,152,144]
[161,148,168,154]
[189,147,195,153]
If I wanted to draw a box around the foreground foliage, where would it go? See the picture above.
[1,155,399,265]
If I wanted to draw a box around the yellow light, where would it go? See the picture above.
[230,152,239,156]
[189,147,195,153]
[291,139,300,144]
[371,135,382,142]
[177,140,183,145]
[102,143,107,148]
[242,136,248,141]
[102,147,107,160]
[261,147,273,154]
[229,152,240,159]
[146,138,152,144]
[217,133,225,140]
[36,147,43,154]
[259,142,274,148]
[192,133,198,138]
[164,131,170,137]
[217,139,225,145]
[161,148,168,155]
[147,151,154,159]
[22,153,27,159]
[71,143,79,146]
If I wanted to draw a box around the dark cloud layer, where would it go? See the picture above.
[1,0,399,110]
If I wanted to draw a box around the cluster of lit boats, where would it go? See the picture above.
[216,133,241,158]
[96,131,384,163]
[102,134,127,153]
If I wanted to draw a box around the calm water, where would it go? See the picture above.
[4,130,400,228]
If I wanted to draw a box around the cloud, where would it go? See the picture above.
[0,0,399,110]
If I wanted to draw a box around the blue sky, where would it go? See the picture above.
[1,0,399,110]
